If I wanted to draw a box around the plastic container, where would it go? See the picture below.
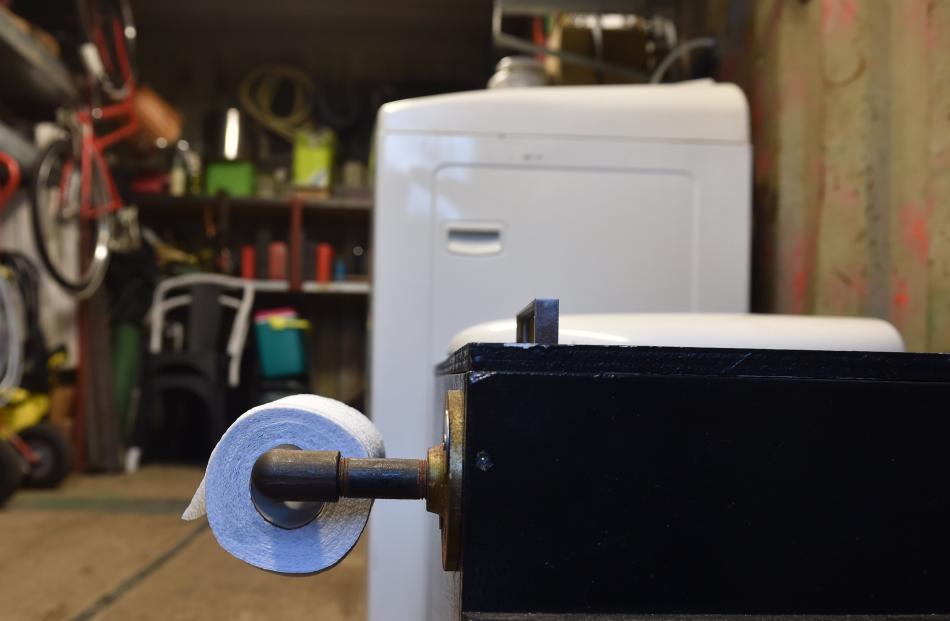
[254,308,309,378]
[333,257,347,281]
[268,241,288,280]
[293,128,336,190]
[487,56,547,89]
[240,245,256,279]
[316,243,334,283]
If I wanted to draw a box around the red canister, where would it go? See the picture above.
[240,245,256,279]
[316,243,334,283]
[268,241,288,280]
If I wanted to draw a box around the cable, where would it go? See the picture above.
[312,81,361,131]
[650,37,717,84]
[239,66,314,143]
[0,270,23,406]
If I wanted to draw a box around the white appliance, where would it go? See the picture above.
[369,81,751,621]
[448,313,906,353]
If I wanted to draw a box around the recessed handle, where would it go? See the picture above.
[445,221,504,256]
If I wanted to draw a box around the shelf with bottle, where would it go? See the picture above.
[253,279,370,295]
[131,192,372,214]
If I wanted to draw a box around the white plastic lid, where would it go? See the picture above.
[378,80,749,143]
[448,313,906,354]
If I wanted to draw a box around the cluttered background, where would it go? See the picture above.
[0,1,948,620]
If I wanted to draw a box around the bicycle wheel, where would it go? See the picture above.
[0,441,23,506]
[20,423,72,488]
[30,139,111,299]
[76,0,137,101]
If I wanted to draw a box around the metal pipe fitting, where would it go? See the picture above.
[251,448,427,503]
[248,387,466,570]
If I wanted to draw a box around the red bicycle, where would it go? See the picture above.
[30,0,138,298]
[0,152,20,211]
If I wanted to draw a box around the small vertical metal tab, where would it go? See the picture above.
[516,298,559,344]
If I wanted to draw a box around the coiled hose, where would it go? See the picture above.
[239,66,314,142]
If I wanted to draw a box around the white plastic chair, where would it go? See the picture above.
[147,273,256,388]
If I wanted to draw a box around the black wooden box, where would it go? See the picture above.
[436,344,950,621]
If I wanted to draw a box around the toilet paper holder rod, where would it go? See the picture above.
[251,449,428,502]
[251,388,466,570]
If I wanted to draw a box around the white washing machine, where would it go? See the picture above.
[369,80,751,620]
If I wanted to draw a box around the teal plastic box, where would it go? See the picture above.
[254,308,309,378]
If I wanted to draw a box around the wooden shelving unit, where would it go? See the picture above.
[132,193,373,213]
[136,193,372,405]
[253,279,371,295]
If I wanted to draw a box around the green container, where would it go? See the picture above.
[205,160,256,197]
[254,311,309,378]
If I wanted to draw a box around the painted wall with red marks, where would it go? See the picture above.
[717,0,950,352]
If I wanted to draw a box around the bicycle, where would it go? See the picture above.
[30,0,138,299]
[0,152,20,211]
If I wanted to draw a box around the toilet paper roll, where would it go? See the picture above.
[183,394,384,574]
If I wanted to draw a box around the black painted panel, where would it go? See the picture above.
[452,347,950,616]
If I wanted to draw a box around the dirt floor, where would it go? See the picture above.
[0,466,367,621]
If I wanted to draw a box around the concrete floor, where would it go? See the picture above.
[0,466,367,621]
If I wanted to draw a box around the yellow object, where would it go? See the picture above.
[47,349,67,370]
[0,392,50,440]
[254,312,309,378]
[292,129,336,190]
[266,317,311,331]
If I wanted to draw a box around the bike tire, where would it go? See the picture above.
[0,440,23,506]
[30,139,112,299]
[20,423,72,489]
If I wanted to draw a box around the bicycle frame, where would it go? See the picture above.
[67,1,139,221]
[62,96,138,221]
[82,2,136,101]
[0,153,20,211]
[28,0,139,298]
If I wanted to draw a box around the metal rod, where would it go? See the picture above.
[251,448,340,502]
[340,457,428,499]
[251,448,427,503]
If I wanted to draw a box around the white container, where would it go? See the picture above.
[448,313,906,354]
[487,55,547,88]
[369,80,751,621]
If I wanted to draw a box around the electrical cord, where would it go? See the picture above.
[650,37,717,84]
[239,66,314,143]
[0,253,46,396]
[0,269,23,406]
[312,81,361,131]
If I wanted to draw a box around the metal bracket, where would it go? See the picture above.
[427,388,465,571]
[516,298,559,344]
